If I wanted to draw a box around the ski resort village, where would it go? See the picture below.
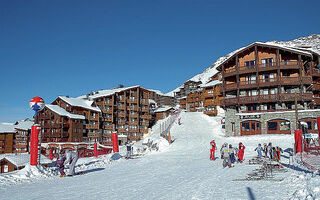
[1,2,320,200]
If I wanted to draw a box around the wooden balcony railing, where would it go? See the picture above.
[86,124,99,129]
[280,77,299,85]
[140,121,149,126]
[239,81,258,89]
[89,115,99,121]
[203,110,217,116]
[129,113,139,118]
[258,63,278,72]
[141,115,151,119]
[140,99,149,104]
[103,125,114,130]
[259,78,278,87]
[279,61,300,70]
[117,112,127,117]
[301,76,312,85]
[128,121,139,126]
[224,83,237,91]
[314,83,320,91]
[128,107,139,111]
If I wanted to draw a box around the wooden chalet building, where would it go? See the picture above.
[216,42,320,136]
[82,85,159,143]
[13,119,33,153]
[202,80,223,116]
[0,124,15,154]
[38,104,86,142]
[154,107,175,120]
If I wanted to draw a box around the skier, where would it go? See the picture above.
[255,144,263,159]
[263,143,268,158]
[229,144,236,164]
[267,142,273,159]
[276,146,283,161]
[234,146,240,163]
[209,139,217,160]
[222,143,232,168]
[56,151,66,177]
[220,143,227,159]
[238,142,245,163]
[125,140,133,159]
[63,149,79,176]
[272,147,277,161]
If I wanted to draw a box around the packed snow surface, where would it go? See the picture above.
[1,112,320,200]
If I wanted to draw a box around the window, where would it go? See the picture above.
[242,123,250,131]
[251,123,255,131]
[280,121,290,130]
[307,121,312,130]
[268,122,278,130]
[261,58,273,66]
[245,60,256,67]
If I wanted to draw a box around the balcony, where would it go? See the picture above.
[127,98,138,104]
[140,129,149,134]
[239,65,256,75]
[141,107,149,112]
[86,124,99,129]
[89,115,99,121]
[118,96,126,102]
[314,97,320,105]
[117,112,127,117]
[224,68,237,77]
[103,125,114,130]
[279,61,300,70]
[282,93,313,102]
[259,78,278,87]
[102,117,113,122]
[224,97,238,106]
[128,128,139,133]
[202,92,214,98]
[129,113,139,118]
[140,99,149,105]
[117,128,126,133]
[118,105,126,110]
[203,100,214,107]
[239,81,258,89]
[311,69,320,77]
[203,110,217,116]
[224,83,237,91]
[128,121,139,126]
[280,77,299,85]
[313,83,320,91]
[141,115,151,119]
[104,101,113,106]
[140,121,149,126]
[88,133,99,138]
[302,76,312,85]
[128,107,139,111]
[117,121,126,125]
[259,94,278,103]
[239,95,259,104]
[103,109,113,114]
[258,63,278,72]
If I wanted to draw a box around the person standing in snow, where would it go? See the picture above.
[56,151,66,177]
[267,142,273,159]
[234,147,239,163]
[238,142,245,163]
[263,143,268,158]
[229,144,236,164]
[222,144,231,168]
[125,140,133,159]
[178,118,181,125]
[255,144,263,159]
[220,143,226,159]
[210,139,217,160]
[63,149,79,176]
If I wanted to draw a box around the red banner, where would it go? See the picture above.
[112,132,119,153]
[30,125,40,165]
[295,130,302,153]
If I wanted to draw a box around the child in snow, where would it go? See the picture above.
[267,143,273,159]
[234,147,239,163]
[222,144,231,168]
[272,147,277,161]
[238,142,245,163]
[56,151,66,177]
[220,143,226,159]
[255,144,263,159]
[229,144,236,164]
[210,139,217,160]
[263,143,268,158]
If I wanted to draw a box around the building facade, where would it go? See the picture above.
[216,42,320,136]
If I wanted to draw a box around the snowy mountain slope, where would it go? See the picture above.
[1,112,316,200]
[167,34,320,96]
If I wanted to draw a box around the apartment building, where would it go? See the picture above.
[202,80,222,116]
[216,42,320,136]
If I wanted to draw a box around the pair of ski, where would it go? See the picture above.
[59,171,86,177]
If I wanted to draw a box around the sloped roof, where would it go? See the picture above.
[0,153,51,167]
[58,96,101,112]
[77,85,141,99]
[200,80,222,88]
[0,123,15,133]
[154,107,174,113]
[45,105,85,120]
[14,119,33,131]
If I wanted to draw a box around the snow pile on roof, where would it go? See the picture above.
[14,119,33,131]
[168,34,320,96]
[154,107,174,113]
[59,96,101,112]
[200,80,222,88]
[0,123,15,133]
[78,85,141,99]
[0,153,51,168]
[45,105,85,119]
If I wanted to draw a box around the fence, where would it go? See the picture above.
[297,137,320,171]
[158,109,181,142]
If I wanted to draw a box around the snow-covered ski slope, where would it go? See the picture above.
[1,112,320,200]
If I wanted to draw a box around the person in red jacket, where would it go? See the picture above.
[238,142,245,163]
[210,140,217,160]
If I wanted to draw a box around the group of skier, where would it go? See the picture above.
[255,142,283,162]
[209,139,246,168]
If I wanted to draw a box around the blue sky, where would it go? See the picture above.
[0,0,319,122]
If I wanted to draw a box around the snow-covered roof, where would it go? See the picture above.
[149,99,156,104]
[236,109,320,116]
[200,80,222,88]
[154,107,174,113]
[45,105,85,120]
[14,119,33,131]
[147,89,164,96]
[58,96,101,112]
[78,85,141,99]
[0,123,15,133]
[0,153,51,167]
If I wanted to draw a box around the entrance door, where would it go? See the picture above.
[241,121,261,135]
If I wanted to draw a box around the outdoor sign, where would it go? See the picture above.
[239,115,261,119]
